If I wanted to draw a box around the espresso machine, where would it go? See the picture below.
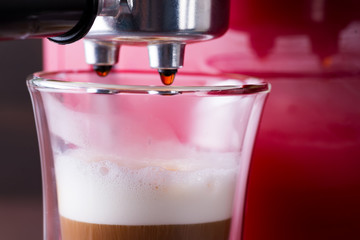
[1,0,360,239]
[0,0,229,82]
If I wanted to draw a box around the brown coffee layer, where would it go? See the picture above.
[60,216,231,240]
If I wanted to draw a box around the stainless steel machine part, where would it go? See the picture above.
[0,0,230,74]
[85,0,230,72]
[0,0,99,44]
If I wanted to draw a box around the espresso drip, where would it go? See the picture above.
[159,69,177,85]
[93,65,112,77]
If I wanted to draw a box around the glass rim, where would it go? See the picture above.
[27,70,270,96]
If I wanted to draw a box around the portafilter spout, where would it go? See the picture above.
[84,0,230,79]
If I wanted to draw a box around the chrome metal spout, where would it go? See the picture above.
[84,0,230,74]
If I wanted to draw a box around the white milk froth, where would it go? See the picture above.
[55,149,239,225]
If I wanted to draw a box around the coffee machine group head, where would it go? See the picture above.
[0,0,229,81]
[81,0,230,78]
[43,0,230,79]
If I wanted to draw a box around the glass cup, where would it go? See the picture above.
[27,70,270,240]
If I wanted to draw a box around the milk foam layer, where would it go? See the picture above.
[55,149,238,225]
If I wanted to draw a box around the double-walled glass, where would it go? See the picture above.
[27,71,270,240]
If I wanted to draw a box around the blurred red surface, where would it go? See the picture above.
[229,0,360,239]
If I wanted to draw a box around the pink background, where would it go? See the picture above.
[43,0,360,239]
